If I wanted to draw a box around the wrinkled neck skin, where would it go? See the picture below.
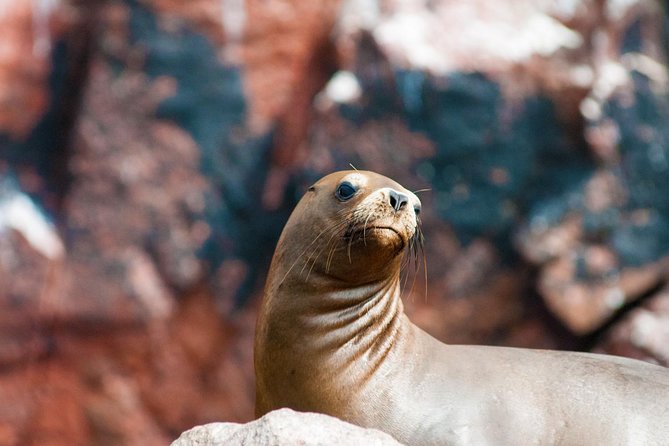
[280,262,404,367]
[255,223,411,419]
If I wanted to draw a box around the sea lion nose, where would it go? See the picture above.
[389,189,409,212]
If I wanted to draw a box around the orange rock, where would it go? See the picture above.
[0,0,64,138]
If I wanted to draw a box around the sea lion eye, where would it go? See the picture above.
[335,181,357,201]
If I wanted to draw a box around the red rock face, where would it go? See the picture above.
[0,1,57,137]
[62,58,207,322]
[1,0,669,444]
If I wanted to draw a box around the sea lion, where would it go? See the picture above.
[254,170,669,446]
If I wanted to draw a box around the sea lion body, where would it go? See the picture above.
[254,170,669,446]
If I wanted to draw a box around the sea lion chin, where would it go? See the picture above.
[255,170,669,446]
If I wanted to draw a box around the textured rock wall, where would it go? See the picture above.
[0,0,668,444]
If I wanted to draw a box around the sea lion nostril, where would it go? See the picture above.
[389,189,409,212]
[414,203,421,215]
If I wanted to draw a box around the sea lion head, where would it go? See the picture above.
[275,170,422,285]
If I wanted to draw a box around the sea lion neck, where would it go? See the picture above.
[255,170,421,417]
[256,258,409,417]
[261,237,406,347]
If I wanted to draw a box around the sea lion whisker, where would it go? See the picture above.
[409,232,418,273]
[413,231,421,274]
[403,227,417,274]
[304,242,327,280]
[399,243,416,300]
[401,223,423,302]
[399,254,409,278]
[300,234,330,276]
[307,229,347,279]
[417,228,428,303]
[300,225,335,274]
[325,239,338,274]
[278,250,312,288]
[302,242,328,278]
[313,220,351,277]
[400,261,411,300]
[306,243,328,280]
[407,260,420,301]
[304,220,350,279]
[319,220,351,275]
[362,213,373,246]
[405,237,420,301]
[301,219,348,271]
[279,219,349,286]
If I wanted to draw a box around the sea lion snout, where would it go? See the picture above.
[351,186,419,246]
[372,187,420,217]
[388,189,409,212]
[386,187,422,218]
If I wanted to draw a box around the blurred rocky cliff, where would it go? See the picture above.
[1,0,668,444]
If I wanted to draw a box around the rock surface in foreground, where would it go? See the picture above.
[171,408,404,446]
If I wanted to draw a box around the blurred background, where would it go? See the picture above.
[1,0,669,444]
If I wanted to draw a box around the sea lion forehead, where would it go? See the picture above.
[314,170,367,189]
[314,170,403,193]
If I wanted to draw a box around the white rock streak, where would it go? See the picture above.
[325,71,362,104]
[607,0,642,20]
[221,0,246,43]
[32,0,59,56]
[339,0,584,74]
[0,186,65,260]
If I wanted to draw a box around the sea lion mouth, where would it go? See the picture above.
[344,224,408,251]
[371,226,402,237]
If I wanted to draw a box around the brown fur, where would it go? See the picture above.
[255,170,669,446]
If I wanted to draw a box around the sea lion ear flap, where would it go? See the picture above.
[308,185,316,192]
